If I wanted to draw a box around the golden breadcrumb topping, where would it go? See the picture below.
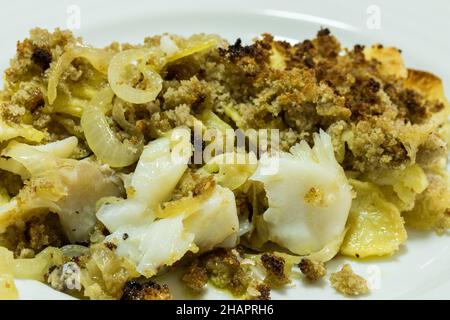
[330,264,369,296]
[299,258,327,281]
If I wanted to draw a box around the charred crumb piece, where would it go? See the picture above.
[299,258,326,281]
[181,260,209,292]
[330,264,369,296]
[255,284,271,300]
[317,28,331,37]
[314,28,341,59]
[287,39,317,70]
[104,242,117,250]
[260,253,290,286]
[31,47,52,70]
[346,77,382,119]
[218,37,270,71]
[121,280,172,300]
[219,38,253,61]
[0,213,67,256]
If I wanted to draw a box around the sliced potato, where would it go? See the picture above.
[364,45,407,78]
[340,180,407,258]
[403,169,450,234]
[0,273,18,300]
[366,164,428,212]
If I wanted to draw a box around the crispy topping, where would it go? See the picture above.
[255,284,271,300]
[104,242,117,250]
[121,280,171,300]
[330,264,369,296]
[260,253,289,286]
[182,260,208,292]
[31,47,52,70]
[299,258,326,281]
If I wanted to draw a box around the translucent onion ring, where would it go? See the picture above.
[112,99,140,135]
[108,49,163,104]
[48,47,114,105]
[81,87,144,168]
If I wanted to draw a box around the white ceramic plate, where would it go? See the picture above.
[1,0,449,300]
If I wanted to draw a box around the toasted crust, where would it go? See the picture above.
[330,264,369,296]
[405,69,448,104]
[299,258,326,281]
[364,45,407,78]
[121,280,171,300]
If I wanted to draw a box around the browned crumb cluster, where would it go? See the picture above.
[121,280,172,300]
[0,213,67,257]
[4,28,447,172]
[181,260,209,292]
[182,249,252,297]
[254,284,271,300]
[181,249,274,300]
[260,253,290,287]
[299,258,327,281]
[330,264,369,296]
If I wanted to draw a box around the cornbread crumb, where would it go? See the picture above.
[182,260,209,292]
[330,264,369,296]
[260,253,290,286]
[255,284,271,300]
[121,280,171,300]
[299,258,326,281]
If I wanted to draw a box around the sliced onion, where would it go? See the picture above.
[165,37,218,64]
[107,37,217,105]
[108,49,163,104]
[159,35,179,56]
[60,245,89,258]
[112,99,139,135]
[48,47,114,105]
[0,137,78,178]
[0,120,45,143]
[81,87,143,168]
[0,158,28,179]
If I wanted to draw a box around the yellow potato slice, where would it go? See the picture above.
[340,179,407,258]
[0,273,18,300]
[364,45,407,78]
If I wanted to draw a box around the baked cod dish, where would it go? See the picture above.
[0,28,449,300]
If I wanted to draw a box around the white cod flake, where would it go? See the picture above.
[251,130,352,255]
[108,215,197,277]
[106,185,239,277]
[96,128,192,232]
